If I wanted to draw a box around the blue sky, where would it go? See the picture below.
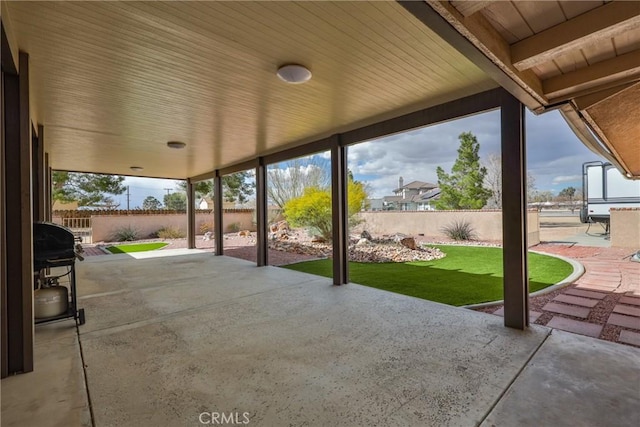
[113,109,604,207]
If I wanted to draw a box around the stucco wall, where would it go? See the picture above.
[354,210,540,246]
[91,211,255,242]
[610,209,640,249]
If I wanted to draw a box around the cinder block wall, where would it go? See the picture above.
[90,211,255,242]
[354,210,540,247]
[611,209,640,249]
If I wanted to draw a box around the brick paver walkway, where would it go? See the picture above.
[490,244,640,348]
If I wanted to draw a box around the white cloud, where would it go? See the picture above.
[552,175,582,184]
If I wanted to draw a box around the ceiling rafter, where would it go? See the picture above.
[449,1,497,18]
[424,0,547,108]
[511,2,640,72]
[543,50,640,98]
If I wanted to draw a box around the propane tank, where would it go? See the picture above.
[34,286,68,319]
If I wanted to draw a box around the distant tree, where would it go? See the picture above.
[558,186,577,212]
[163,192,187,210]
[52,171,126,208]
[142,196,162,210]
[284,176,368,240]
[483,152,538,208]
[177,172,255,205]
[435,132,491,210]
[268,156,330,208]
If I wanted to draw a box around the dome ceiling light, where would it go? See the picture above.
[130,166,144,172]
[167,141,186,149]
[276,64,312,84]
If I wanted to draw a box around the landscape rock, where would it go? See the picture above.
[360,230,372,241]
[203,231,214,241]
[400,237,417,250]
[356,238,371,246]
[311,235,327,243]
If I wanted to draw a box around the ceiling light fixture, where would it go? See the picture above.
[130,166,144,172]
[276,64,312,84]
[167,141,186,149]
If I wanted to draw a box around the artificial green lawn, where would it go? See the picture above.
[106,242,168,254]
[283,245,573,306]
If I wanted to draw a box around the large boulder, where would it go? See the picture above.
[360,230,373,241]
[400,237,417,250]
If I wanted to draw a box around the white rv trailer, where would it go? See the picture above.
[580,161,640,225]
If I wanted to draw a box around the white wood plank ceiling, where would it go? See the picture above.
[440,0,640,176]
[3,1,497,179]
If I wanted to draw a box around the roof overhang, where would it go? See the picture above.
[419,0,640,178]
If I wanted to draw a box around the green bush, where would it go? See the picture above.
[157,226,186,239]
[441,220,477,241]
[284,178,368,241]
[227,222,241,233]
[113,225,139,242]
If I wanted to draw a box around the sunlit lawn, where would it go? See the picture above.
[105,242,168,254]
[283,245,572,306]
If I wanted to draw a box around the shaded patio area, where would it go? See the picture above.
[2,251,638,426]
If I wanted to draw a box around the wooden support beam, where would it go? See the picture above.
[331,140,348,286]
[186,178,196,249]
[3,52,34,375]
[543,51,640,99]
[45,153,52,221]
[213,172,223,256]
[512,2,640,72]
[500,90,529,330]
[403,0,546,109]
[256,158,268,267]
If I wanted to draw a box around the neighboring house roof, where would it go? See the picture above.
[418,188,441,201]
[393,180,437,193]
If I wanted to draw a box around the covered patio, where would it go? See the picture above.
[2,1,639,425]
[2,250,639,426]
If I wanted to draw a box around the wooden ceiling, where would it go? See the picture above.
[434,0,640,177]
[2,1,496,179]
[3,1,638,178]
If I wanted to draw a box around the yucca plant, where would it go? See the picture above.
[441,220,477,241]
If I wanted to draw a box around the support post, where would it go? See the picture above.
[501,90,529,329]
[256,158,268,267]
[34,124,45,222]
[3,51,34,376]
[44,153,52,221]
[213,172,224,256]
[331,140,348,285]
[186,178,196,249]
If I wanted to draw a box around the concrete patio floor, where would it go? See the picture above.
[2,250,639,426]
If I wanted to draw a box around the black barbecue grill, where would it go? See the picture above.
[33,222,85,325]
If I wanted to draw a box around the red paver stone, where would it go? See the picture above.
[547,317,603,338]
[613,304,640,317]
[542,302,590,319]
[619,330,640,347]
[564,289,608,300]
[552,294,599,308]
[620,296,640,307]
[607,313,640,330]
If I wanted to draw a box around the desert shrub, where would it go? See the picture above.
[227,222,241,233]
[113,225,138,242]
[199,221,214,234]
[441,220,477,241]
[157,226,186,239]
[284,178,368,241]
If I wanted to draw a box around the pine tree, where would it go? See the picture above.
[435,132,491,210]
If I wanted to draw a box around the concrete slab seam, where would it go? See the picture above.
[76,323,96,427]
[477,327,553,425]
